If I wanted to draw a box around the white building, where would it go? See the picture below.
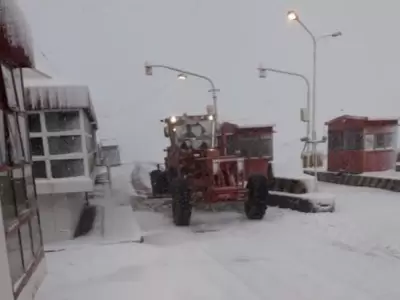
[99,138,121,167]
[0,0,46,299]
[24,79,99,244]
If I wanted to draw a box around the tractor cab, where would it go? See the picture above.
[163,113,215,151]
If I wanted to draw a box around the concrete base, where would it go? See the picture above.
[38,193,86,244]
[304,169,400,192]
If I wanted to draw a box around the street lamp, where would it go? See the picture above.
[258,64,312,166]
[177,73,187,80]
[287,11,298,21]
[144,62,219,147]
[258,64,311,140]
[287,10,342,191]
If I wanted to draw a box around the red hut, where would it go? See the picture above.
[0,1,45,299]
[326,115,398,173]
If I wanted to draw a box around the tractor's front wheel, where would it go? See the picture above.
[245,174,268,220]
[171,178,192,226]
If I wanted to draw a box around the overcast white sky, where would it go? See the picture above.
[18,0,400,164]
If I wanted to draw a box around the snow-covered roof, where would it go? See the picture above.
[0,0,34,67]
[100,139,119,147]
[237,124,276,129]
[326,114,399,125]
[22,68,52,80]
[24,79,98,129]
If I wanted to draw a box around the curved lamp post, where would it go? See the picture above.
[145,62,219,147]
[287,11,341,190]
[258,65,311,141]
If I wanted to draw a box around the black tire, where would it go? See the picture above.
[171,178,192,226]
[149,169,162,196]
[245,174,268,220]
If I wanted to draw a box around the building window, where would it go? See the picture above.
[12,167,28,213]
[1,64,18,109]
[0,111,7,164]
[28,114,41,133]
[13,69,25,111]
[24,165,36,201]
[30,138,44,156]
[19,222,34,269]
[30,214,42,255]
[344,130,364,150]
[86,136,94,153]
[45,111,80,132]
[32,161,47,179]
[328,130,344,150]
[48,135,82,155]
[18,116,30,159]
[6,231,24,285]
[88,153,95,174]
[51,159,85,178]
[7,113,25,163]
[1,65,44,295]
[83,113,92,134]
[0,170,16,227]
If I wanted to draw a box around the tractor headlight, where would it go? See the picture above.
[170,116,177,124]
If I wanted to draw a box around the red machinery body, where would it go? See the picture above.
[161,114,274,204]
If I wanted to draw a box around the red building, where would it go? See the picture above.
[326,115,398,173]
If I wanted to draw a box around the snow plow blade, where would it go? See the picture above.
[132,167,334,214]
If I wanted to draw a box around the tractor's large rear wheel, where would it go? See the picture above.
[171,178,192,226]
[245,174,268,220]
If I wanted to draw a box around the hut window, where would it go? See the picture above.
[374,133,386,149]
[384,132,395,148]
[328,130,343,150]
[226,135,237,155]
[374,132,395,149]
[344,130,364,150]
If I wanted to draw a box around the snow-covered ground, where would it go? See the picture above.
[35,165,400,300]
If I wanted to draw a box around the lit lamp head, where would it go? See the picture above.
[287,11,298,21]
[170,116,177,124]
[177,73,187,80]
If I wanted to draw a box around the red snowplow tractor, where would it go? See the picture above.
[149,111,271,226]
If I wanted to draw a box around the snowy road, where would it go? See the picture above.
[36,173,400,300]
